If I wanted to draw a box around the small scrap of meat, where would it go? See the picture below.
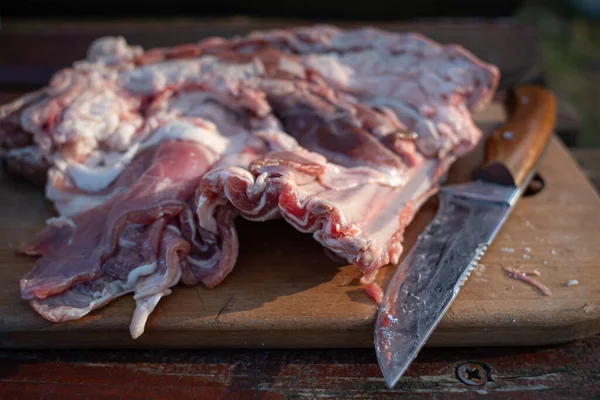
[365,282,384,304]
[0,25,500,338]
[501,265,552,296]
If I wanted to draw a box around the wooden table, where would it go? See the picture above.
[1,335,599,399]
[1,17,599,399]
[1,335,600,398]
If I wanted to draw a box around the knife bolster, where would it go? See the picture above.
[472,162,515,187]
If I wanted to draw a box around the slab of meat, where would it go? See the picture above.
[0,25,499,338]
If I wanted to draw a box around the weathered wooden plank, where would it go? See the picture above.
[1,336,599,398]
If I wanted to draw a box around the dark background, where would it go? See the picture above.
[2,0,598,19]
[3,0,525,19]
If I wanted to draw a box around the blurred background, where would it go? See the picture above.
[2,0,600,147]
[518,0,600,147]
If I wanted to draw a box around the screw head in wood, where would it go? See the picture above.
[456,362,489,386]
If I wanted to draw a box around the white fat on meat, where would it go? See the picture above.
[52,189,126,217]
[142,119,230,154]
[302,54,356,88]
[130,231,188,338]
[45,216,76,229]
[58,146,140,192]
[55,119,228,197]
[130,266,181,339]
[54,88,142,146]
[56,91,252,201]
[86,36,143,65]
[120,57,265,94]
[130,293,164,339]
[277,57,307,78]
[165,225,182,235]
[45,169,126,217]
[319,164,406,190]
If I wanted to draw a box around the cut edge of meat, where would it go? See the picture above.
[195,151,447,288]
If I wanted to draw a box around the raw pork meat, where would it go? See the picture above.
[0,25,499,338]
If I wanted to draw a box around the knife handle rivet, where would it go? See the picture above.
[456,362,489,386]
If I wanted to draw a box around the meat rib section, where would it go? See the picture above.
[0,25,500,338]
[197,150,445,283]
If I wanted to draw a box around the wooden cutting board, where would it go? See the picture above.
[1,104,600,349]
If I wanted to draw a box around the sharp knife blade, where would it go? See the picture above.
[375,181,513,388]
[374,85,556,388]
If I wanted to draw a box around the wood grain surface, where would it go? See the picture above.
[1,101,599,349]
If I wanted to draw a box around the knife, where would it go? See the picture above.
[374,85,557,388]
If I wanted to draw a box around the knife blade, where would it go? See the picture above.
[375,85,557,389]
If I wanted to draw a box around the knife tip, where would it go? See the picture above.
[377,356,407,389]
[382,370,402,389]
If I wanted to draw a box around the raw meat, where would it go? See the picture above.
[21,139,215,337]
[0,25,499,338]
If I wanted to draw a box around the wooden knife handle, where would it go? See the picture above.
[473,85,557,188]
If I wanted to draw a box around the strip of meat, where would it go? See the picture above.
[20,139,215,300]
[501,265,552,297]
